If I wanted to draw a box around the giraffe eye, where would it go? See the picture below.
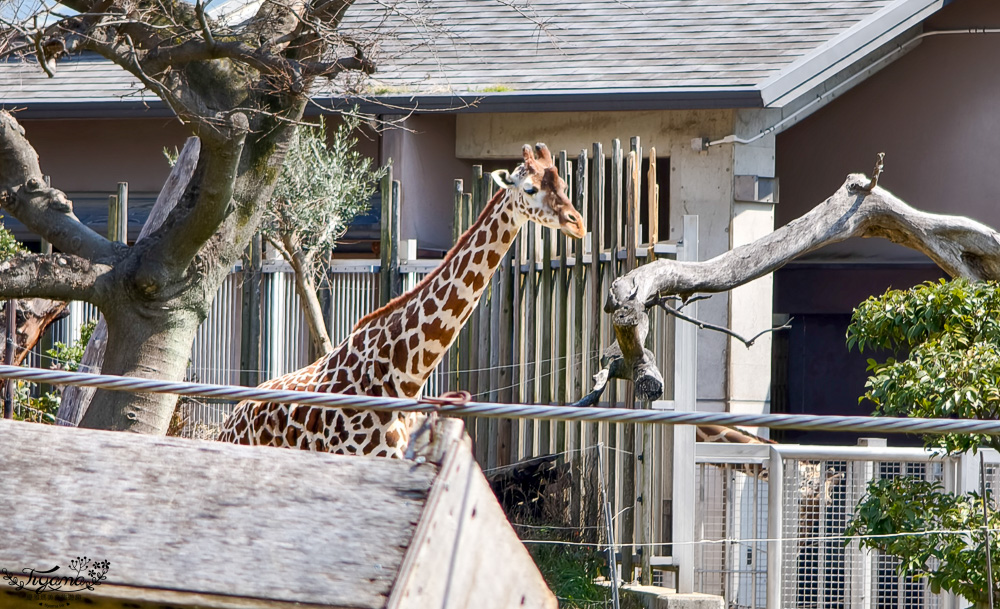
[524,185,538,195]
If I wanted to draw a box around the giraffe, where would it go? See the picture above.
[217,143,586,458]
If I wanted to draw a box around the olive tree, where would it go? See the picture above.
[261,115,386,355]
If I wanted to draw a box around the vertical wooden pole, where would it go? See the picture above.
[240,234,262,388]
[2,298,15,419]
[379,167,397,307]
[607,139,623,549]
[585,142,605,540]
[117,182,129,243]
[647,148,659,248]
[523,221,537,456]
[476,172,494,466]
[458,192,473,393]
[450,179,464,392]
[497,246,514,465]
[620,145,639,582]
[509,234,523,462]
[572,148,589,529]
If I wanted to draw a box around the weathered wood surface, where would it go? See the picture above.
[0,418,437,608]
[390,420,557,609]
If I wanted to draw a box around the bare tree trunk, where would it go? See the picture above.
[56,138,202,427]
[285,247,334,355]
[78,307,202,433]
[601,171,1000,400]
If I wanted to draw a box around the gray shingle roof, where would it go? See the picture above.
[0,0,941,115]
[340,0,895,91]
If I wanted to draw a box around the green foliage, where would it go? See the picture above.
[0,215,26,261]
[14,319,96,424]
[529,544,609,607]
[263,114,388,270]
[847,475,1000,605]
[847,278,1000,603]
[848,278,1000,453]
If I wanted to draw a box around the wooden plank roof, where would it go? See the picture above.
[0,418,437,608]
[0,0,944,115]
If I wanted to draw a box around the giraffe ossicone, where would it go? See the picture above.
[217,143,586,458]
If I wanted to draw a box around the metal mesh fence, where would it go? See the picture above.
[696,450,952,609]
[694,462,768,608]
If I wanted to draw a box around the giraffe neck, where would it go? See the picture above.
[349,187,524,395]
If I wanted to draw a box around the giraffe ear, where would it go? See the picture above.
[491,169,515,189]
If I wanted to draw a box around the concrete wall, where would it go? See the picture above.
[772,0,1000,436]
[19,117,190,194]
[776,0,1000,263]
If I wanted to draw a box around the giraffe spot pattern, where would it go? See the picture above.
[216,155,578,459]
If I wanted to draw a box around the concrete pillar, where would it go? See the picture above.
[667,134,732,415]
[668,109,777,424]
[728,110,778,432]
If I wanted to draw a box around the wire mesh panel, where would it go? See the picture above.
[869,462,943,609]
[695,462,768,609]
[778,457,945,609]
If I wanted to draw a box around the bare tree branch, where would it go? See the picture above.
[0,253,111,303]
[603,167,1000,401]
[609,172,1000,311]
[654,297,793,348]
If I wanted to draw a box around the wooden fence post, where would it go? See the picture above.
[379,167,401,307]
[2,299,15,419]
[572,148,589,530]
[584,142,605,541]
[240,233,262,388]
[451,180,464,392]
[620,141,641,582]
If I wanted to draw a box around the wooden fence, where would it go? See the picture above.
[401,137,696,584]
[47,136,697,585]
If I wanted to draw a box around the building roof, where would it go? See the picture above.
[0,0,945,117]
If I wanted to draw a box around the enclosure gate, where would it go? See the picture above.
[692,442,1000,609]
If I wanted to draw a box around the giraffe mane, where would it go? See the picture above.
[352,185,510,331]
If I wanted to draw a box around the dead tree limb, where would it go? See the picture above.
[593,170,1000,402]
[654,297,793,348]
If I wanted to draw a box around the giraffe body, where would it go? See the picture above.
[218,143,585,457]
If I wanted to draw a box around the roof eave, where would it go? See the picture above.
[759,0,945,107]
[3,99,172,119]
[311,88,764,115]
[9,88,764,120]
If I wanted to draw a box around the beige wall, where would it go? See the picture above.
[776,0,1000,262]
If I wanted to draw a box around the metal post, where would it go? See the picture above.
[598,443,621,609]
[672,215,698,593]
[982,452,996,609]
[767,446,785,609]
[3,299,16,419]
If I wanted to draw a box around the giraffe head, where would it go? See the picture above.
[491,143,586,239]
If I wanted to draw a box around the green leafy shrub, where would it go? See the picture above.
[849,278,1000,453]
[14,319,96,424]
[848,476,1000,605]
[847,278,1000,604]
